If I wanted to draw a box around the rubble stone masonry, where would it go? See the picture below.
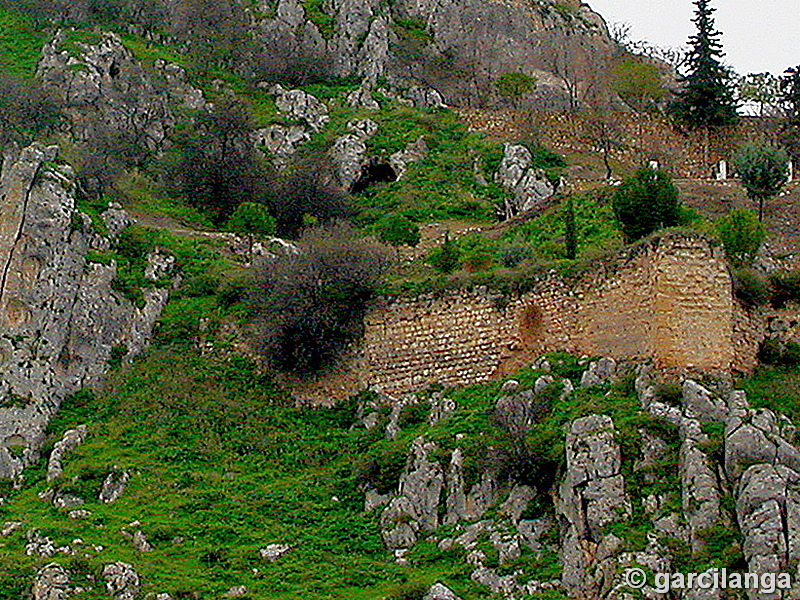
[355,233,745,397]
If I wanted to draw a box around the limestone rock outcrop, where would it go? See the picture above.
[32,563,72,600]
[38,31,173,149]
[251,0,617,109]
[103,562,140,600]
[0,144,167,479]
[558,414,631,599]
[496,143,556,219]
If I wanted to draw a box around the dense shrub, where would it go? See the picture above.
[169,94,268,223]
[253,224,389,374]
[769,270,800,308]
[758,339,800,368]
[353,442,408,495]
[458,233,498,272]
[0,71,61,142]
[265,162,353,239]
[387,584,428,600]
[491,383,560,489]
[375,214,420,254]
[226,202,276,236]
[717,208,765,267]
[612,167,681,241]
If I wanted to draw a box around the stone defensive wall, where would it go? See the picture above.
[351,232,756,398]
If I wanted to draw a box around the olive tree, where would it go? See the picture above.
[733,142,790,221]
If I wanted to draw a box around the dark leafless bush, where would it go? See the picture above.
[252,223,390,374]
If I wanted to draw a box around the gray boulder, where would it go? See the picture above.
[580,357,617,388]
[47,426,88,482]
[103,562,140,600]
[495,144,555,219]
[271,85,329,131]
[32,563,71,600]
[330,119,379,190]
[99,470,130,504]
[682,379,728,422]
[423,582,460,600]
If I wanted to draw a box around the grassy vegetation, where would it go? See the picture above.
[302,0,336,39]
[739,366,800,426]
[0,7,46,77]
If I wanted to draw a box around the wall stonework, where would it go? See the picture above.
[352,233,744,398]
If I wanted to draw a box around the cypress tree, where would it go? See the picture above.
[671,0,738,131]
[779,66,800,167]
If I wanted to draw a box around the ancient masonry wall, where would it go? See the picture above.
[355,234,742,398]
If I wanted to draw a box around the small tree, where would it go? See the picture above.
[375,214,421,258]
[426,233,461,274]
[227,202,276,237]
[495,72,537,108]
[612,167,682,242]
[733,142,789,221]
[611,60,665,112]
[737,72,781,117]
[581,109,625,179]
[716,208,765,267]
[564,194,577,259]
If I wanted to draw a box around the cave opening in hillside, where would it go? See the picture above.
[351,162,397,193]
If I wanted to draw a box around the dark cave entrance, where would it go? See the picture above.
[351,162,397,193]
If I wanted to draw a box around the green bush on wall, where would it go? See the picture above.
[717,208,764,267]
[612,167,681,241]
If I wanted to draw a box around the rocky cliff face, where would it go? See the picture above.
[0,144,167,481]
[37,30,206,151]
[252,0,617,109]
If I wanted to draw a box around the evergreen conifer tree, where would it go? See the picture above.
[779,66,800,167]
[671,0,738,132]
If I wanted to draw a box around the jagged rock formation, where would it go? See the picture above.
[32,563,72,600]
[0,144,167,479]
[46,426,88,482]
[102,562,140,600]
[373,360,800,600]
[38,32,173,149]
[558,414,632,598]
[496,142,557,218]
[251,0,618,109]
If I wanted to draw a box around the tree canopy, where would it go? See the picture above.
[612,167,682,242]
[733,142,790,221]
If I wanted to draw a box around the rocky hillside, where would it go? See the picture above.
[250,0,618,109]
[5,351,800,600]
[0,143,168,482]
[1,2,799,600]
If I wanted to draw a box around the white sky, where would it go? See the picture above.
[586,0,799,76]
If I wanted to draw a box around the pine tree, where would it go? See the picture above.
[671,0,738,132]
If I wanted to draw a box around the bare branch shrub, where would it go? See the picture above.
[252,223,390,374]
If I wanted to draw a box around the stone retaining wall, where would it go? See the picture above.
[353,233,742,397]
